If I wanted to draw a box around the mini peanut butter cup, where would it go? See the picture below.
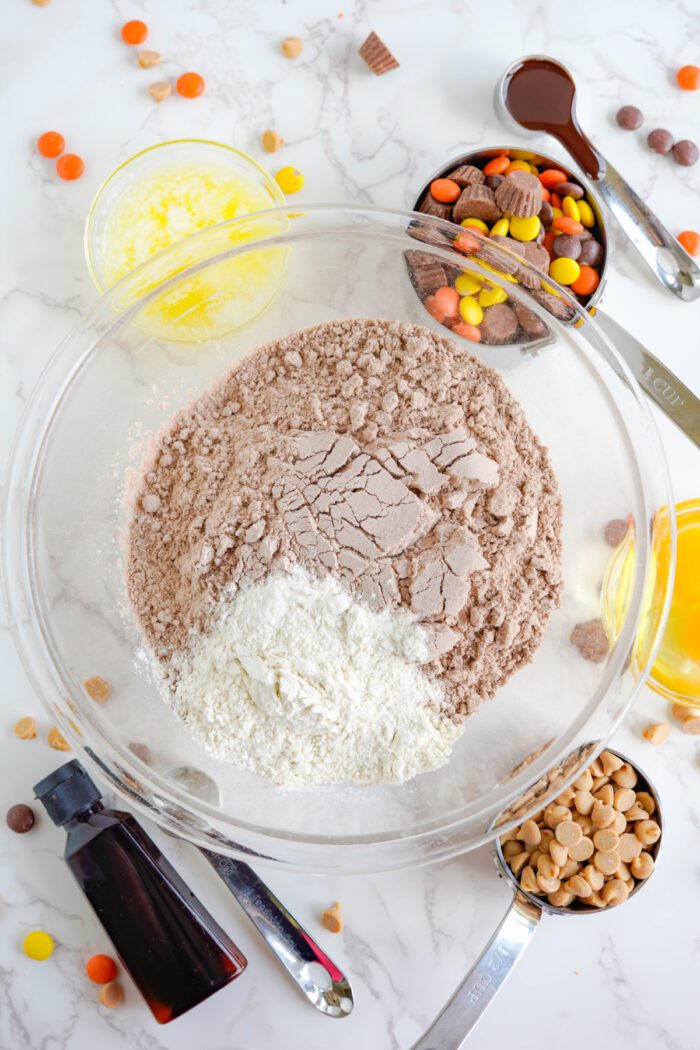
[358,32,399,75]
[494,170,542,218]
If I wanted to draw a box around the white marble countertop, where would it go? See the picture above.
[1,1,699,1048]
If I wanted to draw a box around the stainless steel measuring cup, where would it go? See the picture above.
[412,149,700,446]
[495,55,700,302]
[410,749,662,1050]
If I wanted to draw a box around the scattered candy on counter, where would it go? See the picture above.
[14,716,37,739]
[23,930,54,961]
[86,953,118,984]
[56,153,85,182]
[501,751,661,909]
[616,105,643,130]
[48,726,70,751]
[121,20,148,45]
[36,131,65,158]
[321,902,344,933]
[6,804,35,833]
[275,165,304,194]
[99,981,125,1008]
[642,722,671,745]
[84,676,111,702]
[671,705,700,734]
[358,31,399,75]
[676,64,700,90]
[262,129,285,153]
[615,103,697,166]
[604,518,629,547]
[411,154,606,344]
[647,128,674,155]
[678,230,700,256]
[31,0,52,6]
[176,71,206,98]
[148,81,172,103]
[672,139,698,167]
[137,50,162,69]
[281,36,303,59]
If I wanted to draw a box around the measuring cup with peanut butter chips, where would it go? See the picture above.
[410,748,662,1050]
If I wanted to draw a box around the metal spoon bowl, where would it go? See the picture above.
[411,749,662,1049]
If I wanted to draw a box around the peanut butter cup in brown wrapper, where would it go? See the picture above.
[479,304,519,345]
[517,241,551,287]
[476,234,523,276]
[494,170,542,218]
[446,164,485,188]
[359,32,399,75]
[453,184,501,224]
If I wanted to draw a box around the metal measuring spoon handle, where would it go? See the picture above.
[410,892,541,1050]
[591,159,700,302]
[200,848,354,1018]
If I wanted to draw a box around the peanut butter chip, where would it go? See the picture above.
[48,726,70,751]
[617,833,642,862]
[635,791,656,815]
[510,851,530,876]
[14,717,37,740]
[681,716,700,735]
[613,787,636,812]
[321,902,343,933]
[148,81,172,103]
[84,676,111,702]
[671,703,694,724]
[591,801,614,828]
[602,879,629,906]
[99,981,124,1008]
[582,864,604,891]
[262,129,285,153]
[519,819,540,850]
[635,819,661,846]
[564,874,592,898]
[520,866,539,894]
[594,784,614,806]
[568,836,594,862]
[555,820,582,847]
[281,36,303,58]
[600,750,623,776]
[536,854,559,880]
[612,763,637,788]
[593,850,620,876]
[537,873,560,894]
[630,852,655,879]
[593,828,619,852]
[642,722,670,745]
[550,841,568,867]
[574,790,595,815]
[138,49,162,68]
[548,889,575,908]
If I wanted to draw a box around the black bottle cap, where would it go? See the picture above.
[33,760,102,826]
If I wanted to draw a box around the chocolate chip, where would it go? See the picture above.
[485,174,504,191]
[672,139,698,166]
[578,239,604,267]
[647,128,674,155]
[553,181,584,200]
[6,804,35,833]
[552,234,581,261]
[616,105,643,130]
[480,303,519,345]
[538,200,554,228]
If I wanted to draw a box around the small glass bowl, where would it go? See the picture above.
[84,139,285,293]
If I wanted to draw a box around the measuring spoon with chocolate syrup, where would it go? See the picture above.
[496,56,700,302]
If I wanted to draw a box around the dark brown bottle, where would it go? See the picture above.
[34,760,247,1024]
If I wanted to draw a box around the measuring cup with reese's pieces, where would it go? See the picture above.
[410,748,663,1050]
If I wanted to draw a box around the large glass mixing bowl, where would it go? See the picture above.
[2,206,674,872]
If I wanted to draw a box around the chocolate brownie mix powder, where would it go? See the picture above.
[127,319,562,728]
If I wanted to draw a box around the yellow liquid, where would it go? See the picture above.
[101,163,286,342]
[601,499,700,704]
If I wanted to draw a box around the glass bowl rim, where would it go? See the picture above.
[2,203,675,871]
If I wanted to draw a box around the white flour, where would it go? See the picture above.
[172,566,460,787]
